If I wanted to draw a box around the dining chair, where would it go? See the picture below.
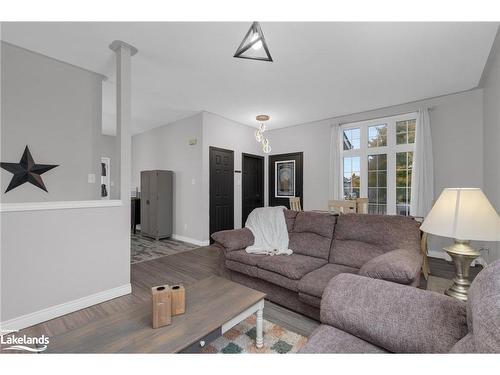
[328,200,356,214]
[289,197,302,211]
[355,198,369,214]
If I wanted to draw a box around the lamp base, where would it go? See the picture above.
[443,239,480,302]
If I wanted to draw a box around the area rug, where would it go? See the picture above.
[201,316,308,354]
[131,231,199,264]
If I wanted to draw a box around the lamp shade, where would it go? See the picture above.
[420,188,500,241]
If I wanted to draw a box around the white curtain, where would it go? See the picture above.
[329,124,342,200]
[410,108,434,217]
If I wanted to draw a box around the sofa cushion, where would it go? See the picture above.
[330,240,385,269]
[226,249,264,266]
[225,260,259,278]
[298,292,322,308]
[283,209,298,232]
[299,325,388,353]
[298,263,359,298]
[330,214,421,268]
[212,228,254,251]
[358,248,422,285]
[467,259,500,353]
[256,254,327,280]
[289,232,333,260]
[289,212,336,259]
[293,211,337,238]
[257,268,299,292]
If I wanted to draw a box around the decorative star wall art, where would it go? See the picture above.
[1,146,58,193]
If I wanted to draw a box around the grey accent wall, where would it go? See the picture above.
[1,42,104,202]
[131,113,204,242]
[1,206,130,321]
[482,30,500,261]
[100,134,119,199]
[1,43,131,324]
[266,89,486,258]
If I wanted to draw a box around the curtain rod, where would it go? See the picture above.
[338,107,435,126]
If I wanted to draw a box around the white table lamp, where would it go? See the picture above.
[420,188,500,301]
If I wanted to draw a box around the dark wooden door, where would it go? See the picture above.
[209,147,234,239]
[268,152,303,209]
[242,153,264,226]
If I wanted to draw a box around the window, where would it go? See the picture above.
[343,156,360,199]
[396,119,416,145]
[340,113,416,216]
[368,124,387,148]
[396,151,412,216]
[368,154,387,214]
[343,128,360,150]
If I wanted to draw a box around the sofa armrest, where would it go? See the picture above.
[359,248,423,285]
[211,228,254,251]
[320,273,467,353]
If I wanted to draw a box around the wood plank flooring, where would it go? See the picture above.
[18,246,482,345]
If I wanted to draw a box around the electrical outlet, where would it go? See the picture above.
[87,173,96,183]
[184,224,188,231]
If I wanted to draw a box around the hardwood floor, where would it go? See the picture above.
[18,246,482,343]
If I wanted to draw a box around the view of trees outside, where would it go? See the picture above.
[342,118,415,215]
[368,124,387,148]
[343,156,360,199]
[368,154,387,214]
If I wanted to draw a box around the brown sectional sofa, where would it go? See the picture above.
[212,210,423,320]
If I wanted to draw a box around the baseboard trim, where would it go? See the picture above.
[171,234,210,247]
[428,250,487,267]
[0,283,131,332]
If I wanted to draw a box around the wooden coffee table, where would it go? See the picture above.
[45,276,266,353]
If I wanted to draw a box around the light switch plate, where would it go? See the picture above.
[88,173,96,183]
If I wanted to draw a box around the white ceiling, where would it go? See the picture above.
[2,22,498,135]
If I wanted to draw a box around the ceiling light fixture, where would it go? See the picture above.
[255,115,272,153]
[234,22,273,62]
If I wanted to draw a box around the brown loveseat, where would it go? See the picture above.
[212,210,423,320]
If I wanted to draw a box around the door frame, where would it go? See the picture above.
[268,152,304,209]
[241,152,265,227]
[209,146,235,241]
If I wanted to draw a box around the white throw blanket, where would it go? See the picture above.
[245,206,293,256]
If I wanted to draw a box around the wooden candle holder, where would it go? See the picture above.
[170,284,185,316]
[152,284,171,328]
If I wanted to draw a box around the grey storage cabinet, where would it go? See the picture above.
[140,170,173,240]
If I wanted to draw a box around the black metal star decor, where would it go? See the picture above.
[234,22,273,62]
[1,146,58,193]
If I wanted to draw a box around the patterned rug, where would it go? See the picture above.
[201,316,307,354]
[131,231,199,264]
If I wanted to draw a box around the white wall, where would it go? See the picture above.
[264,119,332,210]
[201,112,264,242]
[267,89,486,258]
[131,113,204,243]
[482,30,500,261]
[132,111,263,244]
[1,42,105,202]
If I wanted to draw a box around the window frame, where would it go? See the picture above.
[340,112,417,215]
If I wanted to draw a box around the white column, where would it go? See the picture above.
[109,40,137,204]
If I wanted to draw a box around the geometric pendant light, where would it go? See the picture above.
[234,22,273,62]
